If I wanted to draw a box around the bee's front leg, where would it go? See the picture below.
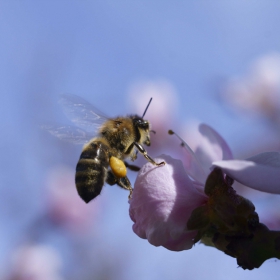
[133,142,165,166]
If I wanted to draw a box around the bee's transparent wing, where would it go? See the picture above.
[59,93,109,132]
[42,124,94,144]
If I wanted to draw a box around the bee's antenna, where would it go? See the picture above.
[142,98,152,118]
[134,98,153,158]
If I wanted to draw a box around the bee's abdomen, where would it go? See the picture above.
[75,141,109,203]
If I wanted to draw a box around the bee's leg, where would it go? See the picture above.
[133,142,165,166]
[117,176,133,199]
[106,170,133,198]
[106,170,117,186]
[124,161,140,172]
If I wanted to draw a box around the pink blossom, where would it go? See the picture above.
[129,124,280,251]
[8,245,63,280]
[129,122,280,252]
[129,155,208,251]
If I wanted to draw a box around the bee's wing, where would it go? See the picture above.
[42,124,94,144]
[59,93,109,132]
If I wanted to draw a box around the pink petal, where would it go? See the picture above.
[185,124,233,184]
[174,134,207,184]
[129,155,207,251]
[198,124,233,161]
[212,152,280,193]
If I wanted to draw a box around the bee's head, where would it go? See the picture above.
[133,116,149,130]
[132,115,151,146]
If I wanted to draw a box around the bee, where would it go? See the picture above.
[44,94,165,203]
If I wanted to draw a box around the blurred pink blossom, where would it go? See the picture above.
[127,80,180,157]
[127,79,178,129]
[45,165,101,233]
[8,244,63,280]
[260,210,280,230]
[223,53,280,122]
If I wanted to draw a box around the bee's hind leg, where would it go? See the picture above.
[106,170,133,199]
[124,161,140,172]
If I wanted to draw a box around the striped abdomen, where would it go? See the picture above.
[75,141,110,203]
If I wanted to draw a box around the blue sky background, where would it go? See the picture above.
[1,1,280,279]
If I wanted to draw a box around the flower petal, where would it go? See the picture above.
[172,133,207,184]
[129,154,207,251]
[212,152,280,193]
[198,124,233,161]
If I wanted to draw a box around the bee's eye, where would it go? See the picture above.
[135,119,149,129]
[141,121,149,129]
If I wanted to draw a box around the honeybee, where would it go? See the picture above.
[44,94,165,203]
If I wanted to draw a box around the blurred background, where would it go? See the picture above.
[1,1,280,279]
